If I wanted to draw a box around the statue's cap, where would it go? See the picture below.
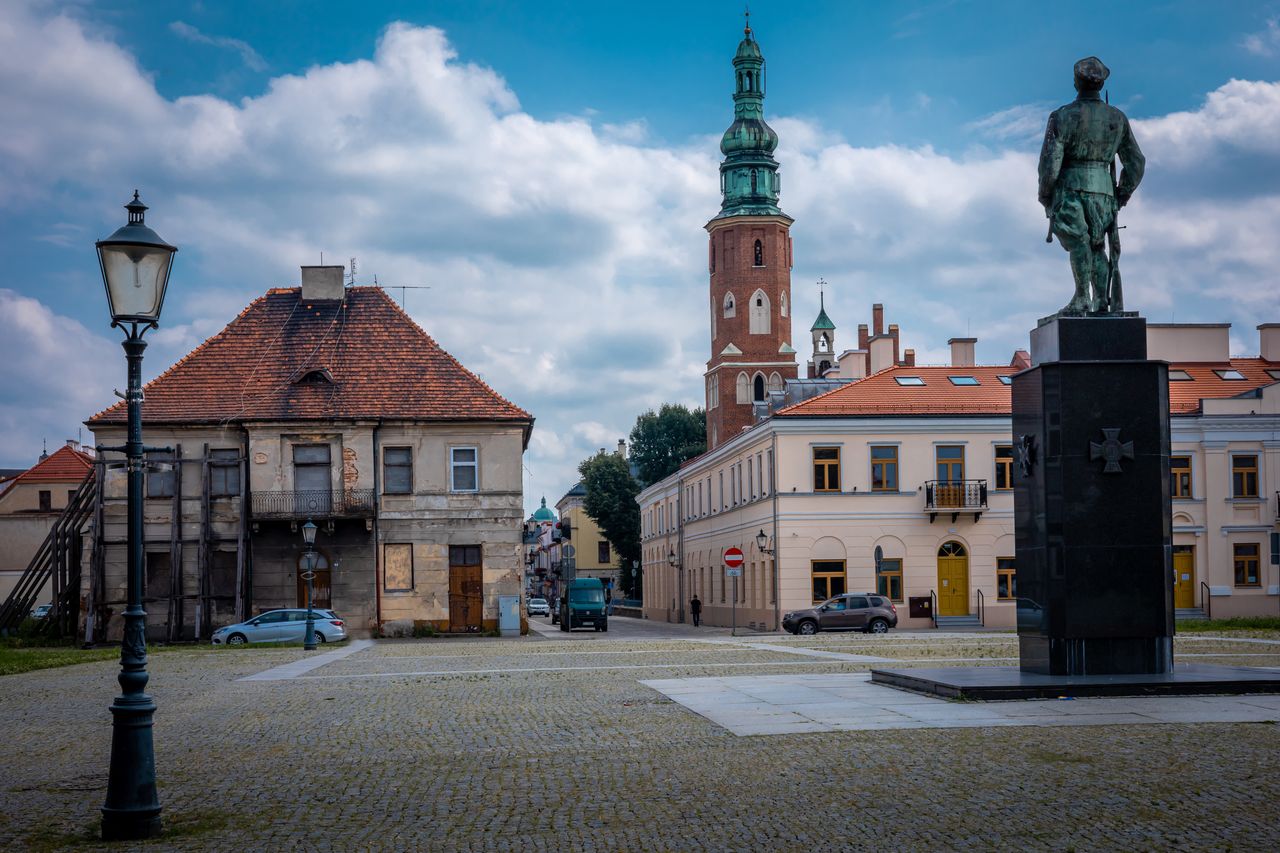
[1073,56,1110,89]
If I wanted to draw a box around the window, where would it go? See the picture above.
[1268,369,1280,381]
[997,557,1017,600]
[145,552,171,598]
[38,490,51,511]
[450,447,478,492]
[870,446,898,492]
[211,550,237,601]
[936,445,965,482]
[384,543,414,591]
[811,560,847,603]
[753,238,763,265]
[994,445,1014,490]
[767,372,783,394]
[753,374,765,402]
[780,291,788,317]
[67,489,76,505]
[1233,543,1260,587]
[597,541,611,563]
[210,448,240,497]
[997,375,1012,385]
[450,544,482,567]
[1170,456,1192,498]
[894,376,925,386]
[749,289,771,334]
[1232,454,1258,498]
[948,376,980,386]
[146,451,175,498]
[1168,369,1193,381]
[719,472,725,509]
[1214,369,1246,380]
[876,558,903,602]
[723,291,736,318]
[383,447,413,495]
[736,372,750,404]
[813,447,841,492]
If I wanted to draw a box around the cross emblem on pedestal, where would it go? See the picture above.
[1089,427,1134,474]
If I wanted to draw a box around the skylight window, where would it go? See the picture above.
[1267,369,1280,381]
[948,376,980,386]
[1214,369,1246,380]
[1168,370,1193,381]
[894,376,926,386]
[997,375,1012,385]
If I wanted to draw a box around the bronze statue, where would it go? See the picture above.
[1038,57,1145,314]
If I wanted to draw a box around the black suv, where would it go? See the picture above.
[782,593,898,635]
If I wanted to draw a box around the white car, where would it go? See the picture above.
[526,597,551,617]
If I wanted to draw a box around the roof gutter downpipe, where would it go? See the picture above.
[772,430,780,633]
[372,421,382,634]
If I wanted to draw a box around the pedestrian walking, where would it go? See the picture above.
[690,594,702,627]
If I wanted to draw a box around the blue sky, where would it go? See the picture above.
[3,0,1280,514]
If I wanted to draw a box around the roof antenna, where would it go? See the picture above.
[348,257,358,287]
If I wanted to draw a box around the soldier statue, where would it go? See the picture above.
[1038,57,1145,315]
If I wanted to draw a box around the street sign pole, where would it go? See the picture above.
[722,546,745,638]
[732,575,737,637]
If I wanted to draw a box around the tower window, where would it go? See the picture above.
[749,289,771,334]
[745,72,753,91]
[780,291,788,317]
[751,170,758,194]
[723,292,736,318]
[753,374,765,402]
[753,239,763,266]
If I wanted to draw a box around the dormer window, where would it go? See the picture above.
[296,368,333,384]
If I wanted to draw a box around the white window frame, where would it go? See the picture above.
[449,446,479,493]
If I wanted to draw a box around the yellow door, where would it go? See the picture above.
[936,542,969,617]
[1173,550,1195,609]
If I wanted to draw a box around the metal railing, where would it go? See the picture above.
[976,588,985,627]
[1200,581,1211,620]
[250,489,375,519]
[929,589,938,629]
[924,480,988,511]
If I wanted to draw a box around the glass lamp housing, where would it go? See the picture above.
[96,193,176,325]
[302,519,318,547]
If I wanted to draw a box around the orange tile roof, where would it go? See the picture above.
[11,445,94,484]
[87,287,533,433]
[778,359,1279,418]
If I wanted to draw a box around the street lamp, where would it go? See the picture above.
[98,191,176,842]
[668,549,683,623]
[756,529,775,555]
[301,519,319,651]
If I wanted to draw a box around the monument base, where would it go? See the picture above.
[869,664,1280,701]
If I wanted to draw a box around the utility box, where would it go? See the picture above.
[908,596,933,619]
[498,595,520,637]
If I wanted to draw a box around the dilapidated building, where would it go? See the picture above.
[83,266,533,641]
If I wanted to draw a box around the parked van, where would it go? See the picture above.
[559,578,608,632]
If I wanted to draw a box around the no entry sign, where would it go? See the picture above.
[723,547,744,568]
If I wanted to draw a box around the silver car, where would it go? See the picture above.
[211,609,347,646]
[527,597,551,617]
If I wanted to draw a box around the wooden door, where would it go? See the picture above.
[1173,549,1195,609]
[297,551,332,609]
[937,542,968,616]
[449,545,484,632]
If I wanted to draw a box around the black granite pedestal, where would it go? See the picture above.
[1014,315,1173,675]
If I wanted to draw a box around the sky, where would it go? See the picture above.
[2,0,1280,516]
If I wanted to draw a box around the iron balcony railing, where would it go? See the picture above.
[250,489,376,519]
[924,480,988,522]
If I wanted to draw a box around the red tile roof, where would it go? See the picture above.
[10,445,94,484]
[778,359,1279,418]
[87,287,533,435]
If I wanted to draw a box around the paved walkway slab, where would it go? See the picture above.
[642,672,1280,736]
[238,638,375,681]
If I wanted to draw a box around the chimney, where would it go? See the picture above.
[948,337,977,368]
[904,348,916,367]
[65,439,80,452]
[1145,323,1230,363]
[869,336,895,374]
[837,349,867,380]
[872,303,884,336]
[888,323,900,365]
[301,265,345,301]
[1010,349,1031,370]
[1259,324,1280,361]
[857,323,869,351]
[616,439,627,458]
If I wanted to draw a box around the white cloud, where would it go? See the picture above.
[169,21,268,72]
[0,5,1278,512]
[1243,18,1280,56]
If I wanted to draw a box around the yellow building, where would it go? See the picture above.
[556,481,619,589]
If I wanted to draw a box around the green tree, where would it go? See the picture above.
[578,450,642,599]
[628,404,706,487]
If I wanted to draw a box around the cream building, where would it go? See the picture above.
[640,323,1280,631]
[555,481,619,588]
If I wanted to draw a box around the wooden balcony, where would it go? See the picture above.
[924,480,988,523]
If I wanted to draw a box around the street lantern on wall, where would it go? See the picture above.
[756,529,775,555]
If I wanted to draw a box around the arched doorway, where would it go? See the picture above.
[296,549,332,609]
[936,541,968,617]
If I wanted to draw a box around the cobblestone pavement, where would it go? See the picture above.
[1,625,1278,851]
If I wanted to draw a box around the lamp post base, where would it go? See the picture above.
[101,693,162,840]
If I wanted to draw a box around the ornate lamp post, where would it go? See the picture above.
[301,519,318,651]
[667,549,682,623]
[97,191,176,841]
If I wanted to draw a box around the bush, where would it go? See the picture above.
[1177,616,1280,632]
[411,623,439,638]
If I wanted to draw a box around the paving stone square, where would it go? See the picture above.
[1,626,1277,851]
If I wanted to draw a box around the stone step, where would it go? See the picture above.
[1175,608,1207,620]
[935,615,982,628]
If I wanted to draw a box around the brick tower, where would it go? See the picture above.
[704,19,798,450]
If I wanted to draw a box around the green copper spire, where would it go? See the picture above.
[810,290,835,331]
[714,17,784,220]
